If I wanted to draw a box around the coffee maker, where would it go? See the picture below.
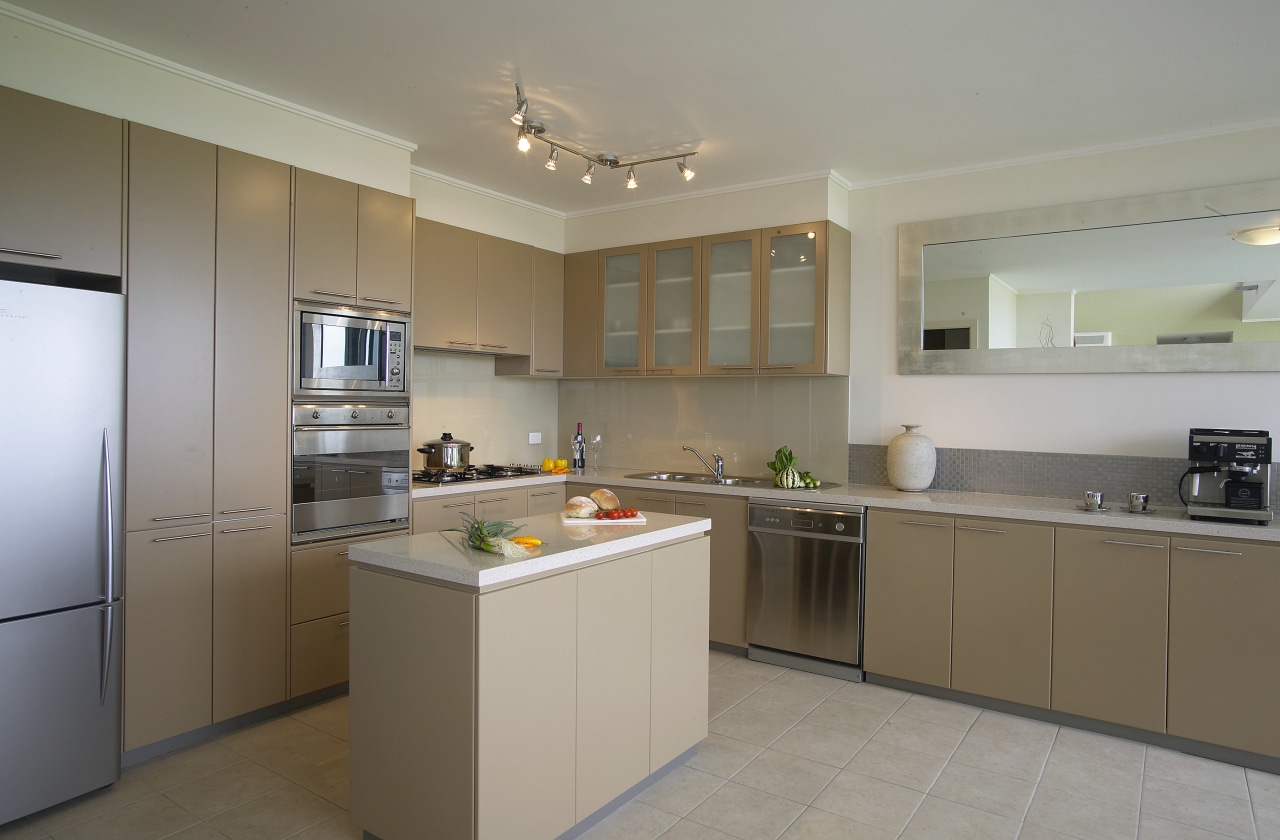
[1184,428,1273,525]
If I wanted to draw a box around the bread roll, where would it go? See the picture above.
[590,488,620,511]
[564,495,599,518]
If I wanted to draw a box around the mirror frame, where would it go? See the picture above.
[898,179,1280,374]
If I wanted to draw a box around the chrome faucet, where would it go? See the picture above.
[683,445,724,481]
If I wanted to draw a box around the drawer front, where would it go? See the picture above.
[413,496,475,534]
[528,486,567,517]
[474,489,527,521]
[291,542,353,624]
[290,613,350,698]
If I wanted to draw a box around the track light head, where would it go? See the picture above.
[626,166,638,189]
[516,126,530,152]
[544,147,558,171]
[677,157,695,181]
[581,163,595,184]
[510,84,528,125]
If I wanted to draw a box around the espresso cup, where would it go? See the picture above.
[1083,490,1104,510]
[1128,492,1149,513]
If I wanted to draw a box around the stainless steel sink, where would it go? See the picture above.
[625,472,771,487]
[625,472,698,482]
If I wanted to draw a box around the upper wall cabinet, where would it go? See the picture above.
[413,219,534,357]
[561,252,600,378]
[496,248,565,377]
[0,86,124,277]
[569,221,850,377]
[293,168,413,313]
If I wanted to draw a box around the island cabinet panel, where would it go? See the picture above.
[561,251,599,376]
[576,552,654,820]
[651,538,711,770]
[528,485,567,516]
[125,124,216,532]
[212,515,288,722]
[1052,527,1168,732]
[677,493,749,649]
[292,168,358,302]
[349,568,477,840]
[1168,538,1280,757]
[123,525,213,752]
[476,573,578,840]
[0,85,123,277]
[863,510,953,688]
[950,519,1054,708]
[354,185,413,311]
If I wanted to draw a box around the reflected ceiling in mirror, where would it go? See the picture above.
[898,179,1280,374]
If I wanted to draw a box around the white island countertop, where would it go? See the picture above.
[349,511,711,591]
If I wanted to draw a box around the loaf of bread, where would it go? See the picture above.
[564,495,599,518]
[589,488,620,511]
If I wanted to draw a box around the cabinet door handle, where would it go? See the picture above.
[480,343,509,350]
[679,501,709,507]
[153,512,211,522]
[153,532,212,543]
[535,368,561,373]
[648,368,674,375]
[338,551,349,556]
[1103,539,1164,549]
[903,520,950,528]
[312,289,357,299]
[1175,546,1244,556]
[639,495,670,503]
[449,340,478,347]
[221,524,273,534]
[718,366,756,370]
[338,621,350,627]
[477,497,508,503]
[443,502,472,509]
[531,491,557,498]
[956,525,1005,534]
[349,470,368,475]
[221,506,271,515]
[760,365,797,370]
[361,296,403,306]
[0,246,62,260]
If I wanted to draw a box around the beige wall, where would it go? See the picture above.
[849,125,1280,458]
[557,376,849,483]
[411,169,564,252]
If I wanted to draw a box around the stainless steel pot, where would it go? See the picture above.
[418,432,474,472]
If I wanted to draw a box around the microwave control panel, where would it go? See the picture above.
[387,328,405,389]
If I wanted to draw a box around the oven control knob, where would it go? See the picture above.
[392,367,401,375]
[311,410,320,420]
[351,410,360,419]
[386,410,395,419]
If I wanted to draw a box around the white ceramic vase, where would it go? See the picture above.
[886,424,936,492]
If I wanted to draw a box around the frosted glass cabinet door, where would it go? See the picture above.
[647,238,701,375]
[701,230,760,375]
[762,224,826,374]
[598,246,647,375]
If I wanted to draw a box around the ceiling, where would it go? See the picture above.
[10,0,1280,215]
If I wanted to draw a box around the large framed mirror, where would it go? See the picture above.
[898,179,1280,374]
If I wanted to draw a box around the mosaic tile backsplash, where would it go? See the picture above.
[848,443,1280,512]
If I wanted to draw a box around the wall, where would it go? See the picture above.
[849,125,1280,458]
[411,169,564,252]
[1017,291,1075,348]
[0,7,410,192]
[923,277,989,347]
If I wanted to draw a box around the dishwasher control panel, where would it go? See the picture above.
[747,500,865,542]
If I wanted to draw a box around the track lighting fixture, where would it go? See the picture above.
[505,81,698,190]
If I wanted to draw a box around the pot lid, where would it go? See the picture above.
[422,432,472,447]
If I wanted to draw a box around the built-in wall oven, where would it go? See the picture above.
[293,302,407,401]
[291,404,411,544]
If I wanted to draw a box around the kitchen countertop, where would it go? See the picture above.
[413,467,1279,543]
[349,510,711,590]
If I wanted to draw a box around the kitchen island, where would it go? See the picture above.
[346,511,712,840]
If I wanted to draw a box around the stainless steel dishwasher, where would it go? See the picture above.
[746,498,865,681]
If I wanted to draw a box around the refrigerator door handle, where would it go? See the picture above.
[102,429,115,603]
[99,604,114,706]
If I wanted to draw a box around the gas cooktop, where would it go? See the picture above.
[413,464,545,487]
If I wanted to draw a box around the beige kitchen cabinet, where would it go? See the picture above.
[123,524,213,752]
[477,233,532,355]
[412,495,475,534]
[576,552,653,820]
[528,485,567,516]
[213,148,291,520]
[950,518,1054,708]
[0,86,123,277]
[474,488,528,521]
[561,251,599,377]
[290,613,351,698]
[496,247,565,377]
[293,168,413,312]
[125,124,217,532]
[675,492,749,649]
[863,510,954,688]
[1052,526,1168,732]
[597,245,648,376]
[1168,537,1280,757]
[700,230,760,375]
[650,538,710,769]
[647,238,701,376]
[759,223,850,375]
[212,515,288,722]
[291,538,358,626]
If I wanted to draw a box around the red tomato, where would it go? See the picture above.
[595,511,605,520]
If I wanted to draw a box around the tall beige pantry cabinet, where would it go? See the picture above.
[123,128,291,751]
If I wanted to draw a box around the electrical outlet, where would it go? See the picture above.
[529,432,542,445]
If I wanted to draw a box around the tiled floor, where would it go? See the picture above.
[4,651,1280,840]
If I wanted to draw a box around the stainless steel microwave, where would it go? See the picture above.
[293,303,408,400]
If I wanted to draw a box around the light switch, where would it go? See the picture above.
[529,432,542,444]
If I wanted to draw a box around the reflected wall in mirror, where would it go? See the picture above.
[898,179,1280,374]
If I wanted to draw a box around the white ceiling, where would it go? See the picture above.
[11,0,1280,215]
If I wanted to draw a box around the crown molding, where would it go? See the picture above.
[0,1,416,152]
[410,166,567,219]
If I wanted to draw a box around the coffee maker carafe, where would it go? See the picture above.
[1184,428,1273,525]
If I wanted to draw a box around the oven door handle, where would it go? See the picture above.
[293,424,409,433]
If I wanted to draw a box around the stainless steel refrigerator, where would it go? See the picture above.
[0,277,123,824]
